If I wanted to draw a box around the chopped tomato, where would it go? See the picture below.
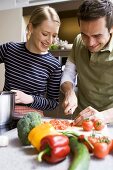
[82,119,93,131]
[93,119,105,131]
[49,119,70,130]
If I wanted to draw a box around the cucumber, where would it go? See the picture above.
[69,136,90,170]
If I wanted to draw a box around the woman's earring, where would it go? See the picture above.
[26,31,31,41]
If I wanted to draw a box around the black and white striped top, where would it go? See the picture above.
[0,42,62,110]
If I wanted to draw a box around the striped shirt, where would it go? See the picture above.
[0,42,62,110]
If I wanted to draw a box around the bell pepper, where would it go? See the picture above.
[37,134,70,163]
[28,122,57,151]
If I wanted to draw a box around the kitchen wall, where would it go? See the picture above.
[59,16,80,43]
[0,8,23,91]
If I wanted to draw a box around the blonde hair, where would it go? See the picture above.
[26,6,60,40]
[28,6,60,28]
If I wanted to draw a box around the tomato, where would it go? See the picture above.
[82,119,93,131]
[108,139,113,153]
[93,119,105,131]
[110,139,113,153]
[88,136,98,146]
[100,136,113,153]
[78,135,85,142]
[93,142,109,159]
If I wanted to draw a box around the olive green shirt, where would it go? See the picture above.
[69,33,113,113]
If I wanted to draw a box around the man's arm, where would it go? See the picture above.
[60,60,78,115]
[101,108,113,124]
[74,106,113,125]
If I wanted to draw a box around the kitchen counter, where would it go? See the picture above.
[0,124,113,170]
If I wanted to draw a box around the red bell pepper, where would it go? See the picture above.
[37,134,70,163]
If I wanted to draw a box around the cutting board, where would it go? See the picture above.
[43,117,110,138]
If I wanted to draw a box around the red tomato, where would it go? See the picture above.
[100,136,113,153]
[78,135,85,142]
[93,119,105,131]
[88,136,98,146]
[108,139,113,153]
[93,142,109,159]
[82,119,93,131]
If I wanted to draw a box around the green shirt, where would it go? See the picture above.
[69,34,113,113]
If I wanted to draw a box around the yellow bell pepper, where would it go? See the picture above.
[28,122,57,151]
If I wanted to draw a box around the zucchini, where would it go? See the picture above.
[69,136,90,170]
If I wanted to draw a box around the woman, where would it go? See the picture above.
[0,6,61,117]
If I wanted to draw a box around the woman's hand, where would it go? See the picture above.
[74,106,105,126]
[11,90,34,104]
[62,90,78,115]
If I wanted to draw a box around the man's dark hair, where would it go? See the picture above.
[77,0,113,31]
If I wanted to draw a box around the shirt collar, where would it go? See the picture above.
[100,33,113,52]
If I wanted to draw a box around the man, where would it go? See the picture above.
[61,0,113,124]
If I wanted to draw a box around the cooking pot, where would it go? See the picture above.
[0,91,15,126]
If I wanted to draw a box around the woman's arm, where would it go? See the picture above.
[12,65,62,111]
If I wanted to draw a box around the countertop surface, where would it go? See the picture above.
[0,121,113,170]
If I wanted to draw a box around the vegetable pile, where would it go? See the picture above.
[28,122,57,151]
[17,115,113,170]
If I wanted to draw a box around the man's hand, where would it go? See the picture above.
[11,90,34,104]
[61,81,77,115]
[74,106,105,126]
[62,90,78,115]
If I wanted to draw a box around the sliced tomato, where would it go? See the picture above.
[49,119,70,130]
[82,119,93,131]
[93,119,105,131]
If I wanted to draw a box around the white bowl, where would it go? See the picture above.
[65,44,73,50]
